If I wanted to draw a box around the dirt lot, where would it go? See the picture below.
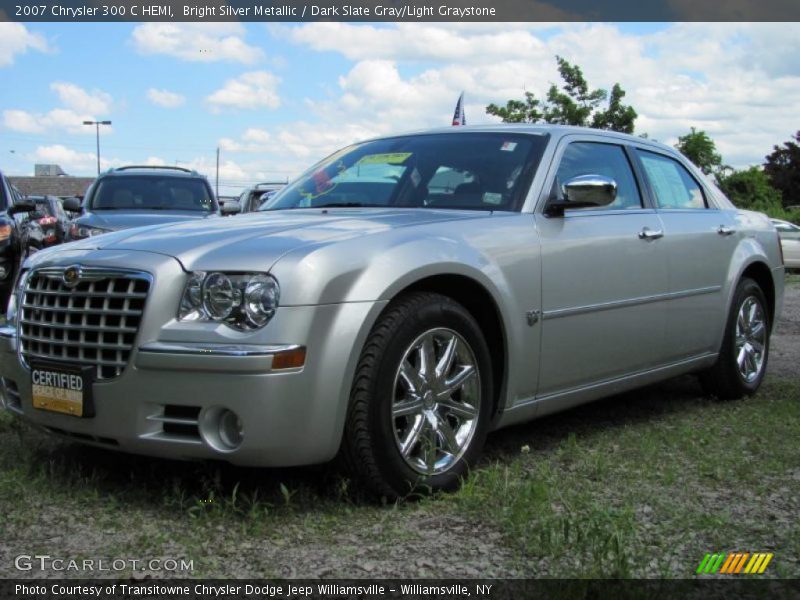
[0,279,798,579]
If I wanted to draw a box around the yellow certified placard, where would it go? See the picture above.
[356,152,412,166]
[32,383,84,416]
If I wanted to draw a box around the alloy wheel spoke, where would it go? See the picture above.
[423,419,438,474]
[400,360,424,394]
[435,335,458,383]
[418,335,436,382]
[440,364,476,397]
[438,396,478,420]
[737,346,747,370]
[393,397,424,419]
[437,416,460,456]
[400,416,425,458]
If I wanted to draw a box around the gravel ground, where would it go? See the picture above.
[0,280,798,579]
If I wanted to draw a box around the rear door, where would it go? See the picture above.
[534,136,669,397]
[633,148,737,360]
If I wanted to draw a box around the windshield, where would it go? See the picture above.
[262,132,548,212]
[89,175,216,212]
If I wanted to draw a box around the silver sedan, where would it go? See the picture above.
[0,125,785,498]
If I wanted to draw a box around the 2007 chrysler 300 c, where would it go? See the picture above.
[0,126,785,498]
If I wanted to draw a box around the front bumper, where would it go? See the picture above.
[0,251,383,467]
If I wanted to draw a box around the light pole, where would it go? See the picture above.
[83,120,111,175]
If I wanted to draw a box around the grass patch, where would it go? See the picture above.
[444,378,800,577]
[0,377,798,577]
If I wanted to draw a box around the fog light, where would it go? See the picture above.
[199,406,244,453]
[0,266,7,280]
[219,409,243,449]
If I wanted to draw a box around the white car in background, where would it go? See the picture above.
[771,218,800,270]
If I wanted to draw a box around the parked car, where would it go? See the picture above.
[15,195,71,257]
[237,182,287,214]
[0,172,32,309]
[64,166,234,240]
[217,195,241,216]
[0,126,785,498]
[771,218,800,270]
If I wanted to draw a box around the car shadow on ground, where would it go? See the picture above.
[6,373,712,511]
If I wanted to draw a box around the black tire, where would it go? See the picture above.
[340,291,494,500]
[700,278,770,400]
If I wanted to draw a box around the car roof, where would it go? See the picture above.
[98,165,206,179]
[361,124,680,156]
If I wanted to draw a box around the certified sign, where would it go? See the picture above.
[30,362,94,417]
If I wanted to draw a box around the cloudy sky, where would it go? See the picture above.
[1,21,798,194]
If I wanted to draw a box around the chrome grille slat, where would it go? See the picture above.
[18,320,138,333]
[20,304,141,316]
[19,268,150,380]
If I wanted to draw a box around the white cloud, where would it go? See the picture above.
[131,23,264,64]
[0,23,49,67]
[147,88,186,108]
[219,128,273,152]
[2,81,113,135]
[51,81,112,114]
[281,22,800,169]
[3,109,45,133]
[29,145,122,173]
[206,71,281,112]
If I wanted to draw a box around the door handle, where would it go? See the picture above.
[717,225,736,236]
[638,227,664,241]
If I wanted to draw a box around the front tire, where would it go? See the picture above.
[340,292,493,499]
[700,277,770,399]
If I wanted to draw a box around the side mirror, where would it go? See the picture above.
[220,200,241,216]
[9,198,36,215]
[545,174,618,216]
[62,197,83,213]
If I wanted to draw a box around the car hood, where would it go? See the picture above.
[77,210,217,231]
[65,208,488,272]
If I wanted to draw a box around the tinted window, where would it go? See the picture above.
[555,142,642,210]
[638,150,707,209]
[90,176,215,212]
[264,133,548,212]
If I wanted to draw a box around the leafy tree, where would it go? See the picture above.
[763,131,800,208]
[675,128,723,176]
[486,56,637,133]
[717,167,782,211]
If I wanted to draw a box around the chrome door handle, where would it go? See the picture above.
[717,225,736,236]
[638,228,664,241]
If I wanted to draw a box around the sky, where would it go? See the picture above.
[1,21,799,195]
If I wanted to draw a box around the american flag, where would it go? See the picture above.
[452,92,466,126]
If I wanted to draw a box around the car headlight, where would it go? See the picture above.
[178,272,280,331]
[69,224,110,239]
[6,270,30,327]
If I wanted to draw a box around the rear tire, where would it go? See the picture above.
[700,278,770,400]
[340,292,493,500]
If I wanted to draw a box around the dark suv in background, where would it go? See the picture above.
[65,166,233,240]
[0,170,35,308]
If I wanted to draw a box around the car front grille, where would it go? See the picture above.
[18,267,151,380]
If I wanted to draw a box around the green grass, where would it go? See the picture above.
[1,377,798,577]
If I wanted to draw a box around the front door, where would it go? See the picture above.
[535,138,669,397]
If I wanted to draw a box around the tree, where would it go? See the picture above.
[764,131,800,208]
[675,128,723,176]
[717,167,782,212]
[485,56,637,133]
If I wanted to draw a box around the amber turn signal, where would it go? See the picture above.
[271,346,306,370]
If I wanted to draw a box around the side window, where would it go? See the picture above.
[555,142,642,210]
[638,150,707,209]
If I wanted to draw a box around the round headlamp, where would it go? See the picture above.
[243,274,280,328]
[202,273,237,320]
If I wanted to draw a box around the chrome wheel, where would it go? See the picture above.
[735,295,766,383]
[392,328,481,475]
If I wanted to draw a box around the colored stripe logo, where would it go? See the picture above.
[696,552,773,574]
